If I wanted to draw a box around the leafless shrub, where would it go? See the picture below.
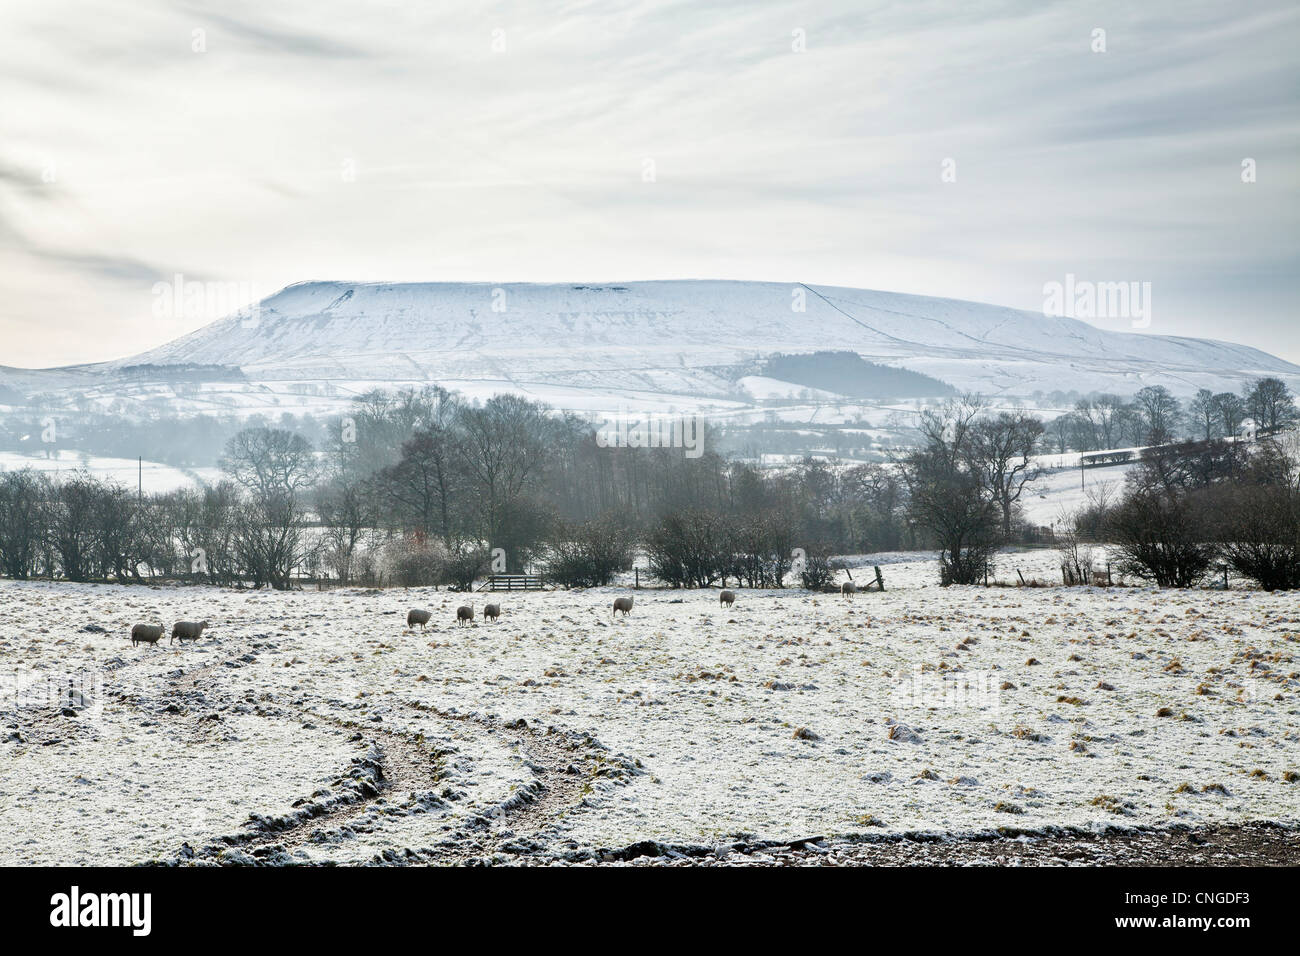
[1107,488,1216,588]
[545,511,636,588]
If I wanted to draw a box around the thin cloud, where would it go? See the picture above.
[178,5,374,60]
[0,0,1296,367]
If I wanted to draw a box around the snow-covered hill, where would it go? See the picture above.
[117,280,1299,401]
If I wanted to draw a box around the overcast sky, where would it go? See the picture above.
[2,0,1297,368]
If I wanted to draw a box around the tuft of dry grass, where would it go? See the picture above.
[1089,794,1135,815]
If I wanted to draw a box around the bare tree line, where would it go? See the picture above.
[1048,378,1298,453]
[1100,434,1300,590]
[0,378,1296,591]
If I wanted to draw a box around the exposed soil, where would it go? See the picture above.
[395,701,610,865]
[563,821,1300,866]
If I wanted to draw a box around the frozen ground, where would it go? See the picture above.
[0,451,220,493]
[1020,466,1132,528]
[1,561,1297,866]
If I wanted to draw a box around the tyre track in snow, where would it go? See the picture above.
[208,710,448,860]
[144,651,452,862]
[393,699,640,865]
[143,646,638,863]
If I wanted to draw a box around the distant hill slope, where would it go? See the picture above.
[110,280,1299,400]
[762,351,954,399]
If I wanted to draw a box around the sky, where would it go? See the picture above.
[1,0,1297,368]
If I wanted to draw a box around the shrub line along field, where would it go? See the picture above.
[1,556,1298,866]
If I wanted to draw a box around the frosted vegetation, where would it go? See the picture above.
[1,376,1297,863]
[1,566,1296,864]
[0,379,1296,595]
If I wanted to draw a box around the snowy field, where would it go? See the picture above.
[1020,465,1132,528]
[0,451,220,493]
[1,561,1297,865]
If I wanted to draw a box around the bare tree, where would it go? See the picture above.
[730,508,799,588]
[1071,400,1100,450]
[0,470,50,579]
[377,425,464,540]
[1188,389,1217,441]
[329,386,451,477]
[456,395,554,570]
[220,428,316,501]
[51,473,100,581]
[90,479,141,582]
[896,396,1002,585]
[234,491,314,590]
[1133,385,1182,446]
[969,410,1044,537]
[1244,377,1299,434]
[1207,392,1243,440]
[1092,394,1128,449]
[221,427,316,589]
[1048,412,1075,453]
[316,476,376,584]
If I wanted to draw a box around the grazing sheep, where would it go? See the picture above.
[407,608,432,631]
[612,595,634,618]
[456,605,474,626]
[719,589,735,607]
[841,581,857,599]
[170,620,209,644]
[130,624,165,647]
[483,603,501,622]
